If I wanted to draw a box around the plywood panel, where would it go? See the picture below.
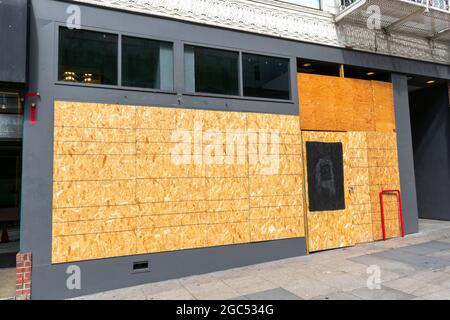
[136,155,204,178]
[53,155,136,181]
[367,132,402,240]
[55,141,136,155]
[54,127,135,143]
[372,81,396,132]
[53,180,136,208]
[297,73,395,133]
[136,225,208,254]
[249,206,302,220]
[53,218,136,237]
[52,231,137,263]
[53,205,139,223]
[54,102,136,129]
[347,132,373,244]
[135,178,207,203]
[52,102,306,263]
[250,175,303,197]
[250,217,304,242]
[302,131,354,251]
[138,201,207,216]
[250,195,303,208]
[207,222,250,246]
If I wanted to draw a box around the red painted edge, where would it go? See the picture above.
[379,189,405,241]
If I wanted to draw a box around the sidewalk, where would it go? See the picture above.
[73,219,449,300]
[0,241,19,300]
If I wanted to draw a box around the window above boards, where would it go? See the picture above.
[58,27,174,91]
[57,27,292,101]
[184,45,292,100]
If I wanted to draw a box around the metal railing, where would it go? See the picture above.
[339,0,450,11]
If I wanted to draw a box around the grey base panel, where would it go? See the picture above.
[31,237,307,300]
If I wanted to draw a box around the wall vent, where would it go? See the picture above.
[132,261,149,273]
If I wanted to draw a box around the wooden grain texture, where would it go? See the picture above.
[346,132,373,244]
[372,81,396,133]
[298,73,400,249]
[302,131,354,252]
[297,73,395,132]
[52,101,306,263]
[302,130,402,251]
[367,132,402,240]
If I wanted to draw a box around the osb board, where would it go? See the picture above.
[52,101,306,263]
[297,73,395,133]
[367,132,402,240]
[372,81,396,133]
[301,131,354,252]
[347,132,373,244]
[302,130,402,251]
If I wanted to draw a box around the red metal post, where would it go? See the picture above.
[25,92,40,126]
[379,189,405,241]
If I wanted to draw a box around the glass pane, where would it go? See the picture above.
[242,53,290,100]
[185,46,239,96]
[0,94,20,114]
[0,114,22,139]
[122,36,173,90]
[58,27,118,85]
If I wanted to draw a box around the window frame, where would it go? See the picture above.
[241,51,292,101]
[121,35,175,91]
[57,26,120,86]
[55,24,176,95]
[182,42,294,103]
[183,43,242,97]
[55,25,294,104]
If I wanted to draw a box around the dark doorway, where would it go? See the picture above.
[0,92,22,299]
[409,81,450,221]
[306,142,345,212]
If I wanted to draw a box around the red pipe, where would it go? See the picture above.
[379,189,405,241]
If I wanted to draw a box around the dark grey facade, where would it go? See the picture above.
[410,84,450,221]
[18,0,450,299]
[0,0,28,84]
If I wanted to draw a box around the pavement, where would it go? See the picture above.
[0,241,19,300]
[74,219,450,300]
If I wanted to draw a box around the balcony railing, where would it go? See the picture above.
[340,0,450,12]
[336,0,450,41]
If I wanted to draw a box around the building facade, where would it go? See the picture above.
[1,0,449,299]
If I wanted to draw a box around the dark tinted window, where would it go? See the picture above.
[122,36,173,90]
[243,54,290,100]
[58,28,118,85]
[0,94,20,114]
[185,46,239,95]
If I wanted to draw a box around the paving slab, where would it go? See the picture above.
[350,286,416,300]
[0,268,15,299]
[146,287,196,300]
[372,249,449,270]
[397,243,443,256]
[279,277,338,300]
[73,220,450,300]
[183,280,240,300]
[315,271,367,292]
[419,289,450,300]
[312,291,362,300]
[350,255,416,276]
[235,288,302,300]
[221,275,278,296]
[383,276,443,296]
[418,241,450,251]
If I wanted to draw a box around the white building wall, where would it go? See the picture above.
[73,0,450,64]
